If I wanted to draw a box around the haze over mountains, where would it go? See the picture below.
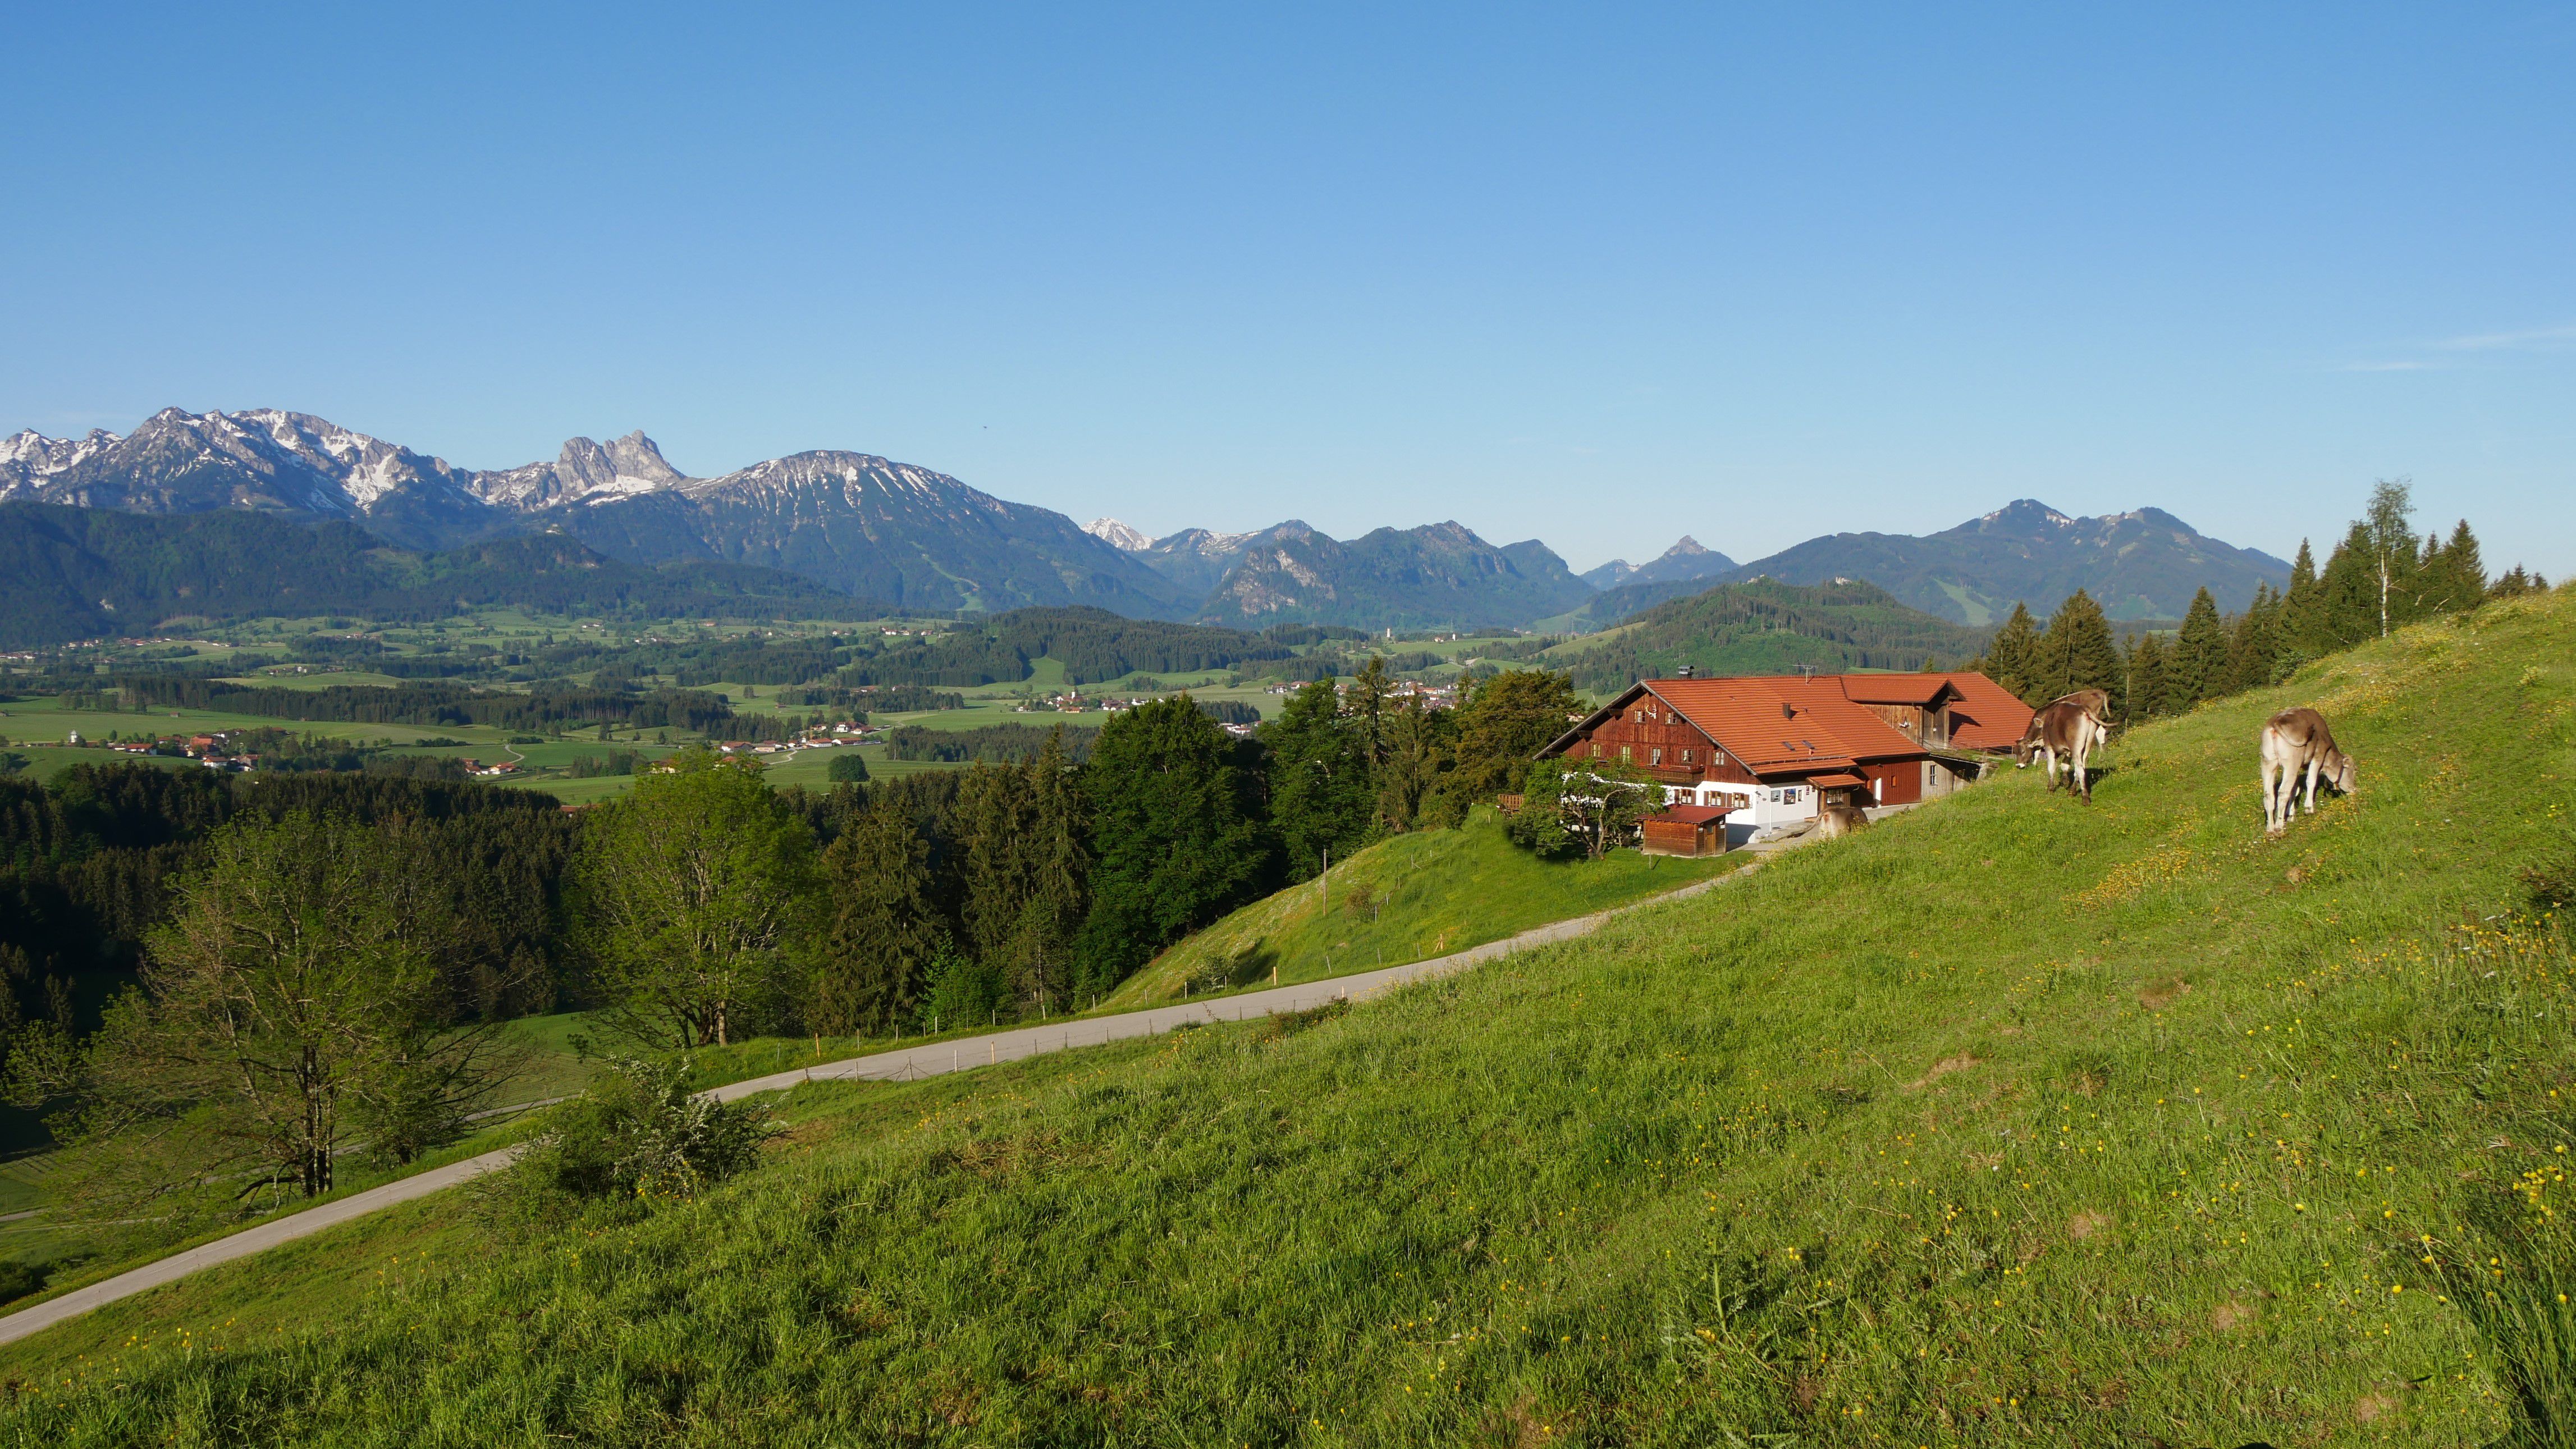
[3,407,2292,637]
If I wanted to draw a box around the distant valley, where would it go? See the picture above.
[4,407,2293,641]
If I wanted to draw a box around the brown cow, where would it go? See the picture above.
[2014,688,2112,802]
[2259,707,2356,835]
[1814,801,1870,839]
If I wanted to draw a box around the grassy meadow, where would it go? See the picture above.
[2,592,2572,1445]
[1100,806,1743,1011]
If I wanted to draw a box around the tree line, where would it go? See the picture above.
[0,662,1586,1216]
[1970,483,2546,721]
[68,676,742,735]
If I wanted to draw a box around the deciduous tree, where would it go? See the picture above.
[571,752,818,1049]
[1262,677,1375,881]
[7,811,519,1216]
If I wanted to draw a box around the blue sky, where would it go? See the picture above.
[5,3,2571,575]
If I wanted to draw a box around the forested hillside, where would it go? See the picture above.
[0,503,868,646]
[1553,578,1988,691]
[832,607,1291,687]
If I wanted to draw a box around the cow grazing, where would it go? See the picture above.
[2015,689,2113,802]
[1814,801,1870,839]
[2259,707,2356,835]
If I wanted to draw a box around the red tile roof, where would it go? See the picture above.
[1637,677,1868,773]
[1646,804,1730,825]
[1836,675,1959,707]
[1928,672,2035,751]
[1541,669,2033,775]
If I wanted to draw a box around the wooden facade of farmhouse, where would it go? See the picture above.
[1538,671,2035,840]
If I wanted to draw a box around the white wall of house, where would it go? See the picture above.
[1669,779,1815,827]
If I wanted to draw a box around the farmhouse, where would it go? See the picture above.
[1536,671,2033,848]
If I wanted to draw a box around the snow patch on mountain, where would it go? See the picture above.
[1084,518,1152,551]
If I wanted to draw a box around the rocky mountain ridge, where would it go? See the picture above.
[6,410,2297,632]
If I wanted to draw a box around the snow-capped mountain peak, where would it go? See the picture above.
[1084,518,1152,551]
[2,426,123,497]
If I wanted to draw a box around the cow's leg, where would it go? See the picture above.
[2262,758,2282,834]
[2303,757,2321,816]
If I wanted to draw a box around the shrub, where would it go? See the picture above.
[916,950,1006,1032]
[0,1259,46,1306]
[826,751,871,784]
[488,1058,778,1226]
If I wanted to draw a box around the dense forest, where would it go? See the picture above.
[831,607,1293,687]
[0,659,1580,1097]
[64,677,744,735]
[0,503,872,645]
[0,769,577,1044]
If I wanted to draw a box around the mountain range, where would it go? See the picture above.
[1715,501,2290,624]
[1083,517,1594,630]
[1,409,1188,619]
[0,501,870,646]
[1577,536,1737,589]
[4,408,2293,637]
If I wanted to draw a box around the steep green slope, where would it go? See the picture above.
[1098,807,1741,1011]
[5,590,2573,1446]
[1549,577,1988,691]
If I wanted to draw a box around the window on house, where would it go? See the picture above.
[1619,745,1632,762]
[1681,749,1694,764]
[1650,747,1664,765]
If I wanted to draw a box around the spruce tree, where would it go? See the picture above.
[2277,538,2327,661]
[1011,726,1091,1008]
[1347,655,1395,769]
[2123,632,2168,723]
[1070,698,1272,996]
[2033,590,2122,715]
[1983,602,2043,704]
[812,797,947,1036]
[956,764,1039,980]
[1373,691,1456,832]
[2170,587,2227,705]
[2318,520,2378,648]
[2222,586,2279,696]
[2421,520,2487,614]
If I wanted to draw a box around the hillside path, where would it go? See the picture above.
[0,852,1772,1347]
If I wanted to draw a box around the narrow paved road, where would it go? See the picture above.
[0,856,1765,1347]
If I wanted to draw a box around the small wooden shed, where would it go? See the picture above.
[1639,803,1729,858]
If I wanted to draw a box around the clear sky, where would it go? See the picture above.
[5,3,2570,576]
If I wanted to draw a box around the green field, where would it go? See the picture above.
[1100,806,1742,1010]
[5,591,2568,1441]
